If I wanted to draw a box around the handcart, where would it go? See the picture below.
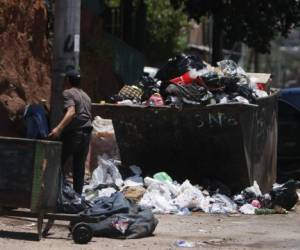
[0,136,96,244]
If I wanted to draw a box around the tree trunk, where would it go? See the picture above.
[212,13,223,66]
[134,0,147,51]
[121,0,133,45]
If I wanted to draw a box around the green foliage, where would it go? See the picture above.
[145,0,189,63]
[105,0,120,8]
[180,0,300,54]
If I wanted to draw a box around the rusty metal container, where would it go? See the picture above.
[92,92,278,193]
[0,137,61,212]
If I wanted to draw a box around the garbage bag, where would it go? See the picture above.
[153,172,173,183]
[201,71,224,90]
[88,116,120,175]
[90,154,123,188]
[270,179,300,210]
[209,194,237,214]
[139,189,179,214]
[81,192,131,218]
[155,54,206,81]
[172,180,210,212]
[217,60,248,81]
[165,83,213,107]
[239,203,257,215]
[144,177,179,198]
[89,208,158,239]
[140,177,180,214]
[137,75,160,102]
[57,175,92,214]
[123,165,144,187]
[84,187,118,201]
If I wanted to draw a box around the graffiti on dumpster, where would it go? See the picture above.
[195,112,239,128]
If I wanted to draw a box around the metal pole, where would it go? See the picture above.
[50,0,81,128]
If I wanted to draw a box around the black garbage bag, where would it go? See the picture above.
[201,72,223,90]
[221,77,256,104]
[270,179,300,210]
[137,75,160,102]
[164,83,213,108]
[89,208,158,239]
[155,54,206,81]
[165,95,183,109]
[200,178,232,197]
[57,176,92,214]
[81,192,131,219]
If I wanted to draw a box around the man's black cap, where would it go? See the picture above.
[65,69,81,79]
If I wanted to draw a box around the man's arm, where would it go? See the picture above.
[48,106,76,139]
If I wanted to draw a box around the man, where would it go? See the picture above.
[49,69,92,194]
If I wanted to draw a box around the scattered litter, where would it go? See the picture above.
[270,180,300,210]
[255,208,277,215]
[123,165,144,187]
[153,172,173,183]
[122,186,146,202]
[90,154,123,188]
[239,204,257,215]
[177,207,192,216]
[84,187,117,201]
[175,240,195,248]
[24,222,36,228]
[83,153,299,220]
[251,199,261,208]
[202,238,226,246]
[209,194,237,214]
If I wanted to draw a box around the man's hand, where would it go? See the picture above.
[48,127,62,139]
[48,106,75,140]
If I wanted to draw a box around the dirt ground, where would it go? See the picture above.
[0,205,299,250]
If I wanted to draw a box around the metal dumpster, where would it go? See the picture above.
[92,91,278,193]
[0,137,61,238]
[0,137,61,212]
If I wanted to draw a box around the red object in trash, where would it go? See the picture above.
[169,69,204,85]
[147,93,164,106]
[251,199,262,208]
[170,71,194,85]
[256,83,266,91]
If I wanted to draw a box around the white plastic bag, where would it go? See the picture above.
[139,190,179,214]
[209,194,237,214]
[123,165,144,187]
[245,181,262,197]
[90,154,123,188]
[239,203,257,215]
[173,180,206,210]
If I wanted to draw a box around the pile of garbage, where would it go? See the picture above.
[81,159,299,216]
[109,55,270,108]
[61,152,300,218]
[57,151,299,239]
[57,164,158,240]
